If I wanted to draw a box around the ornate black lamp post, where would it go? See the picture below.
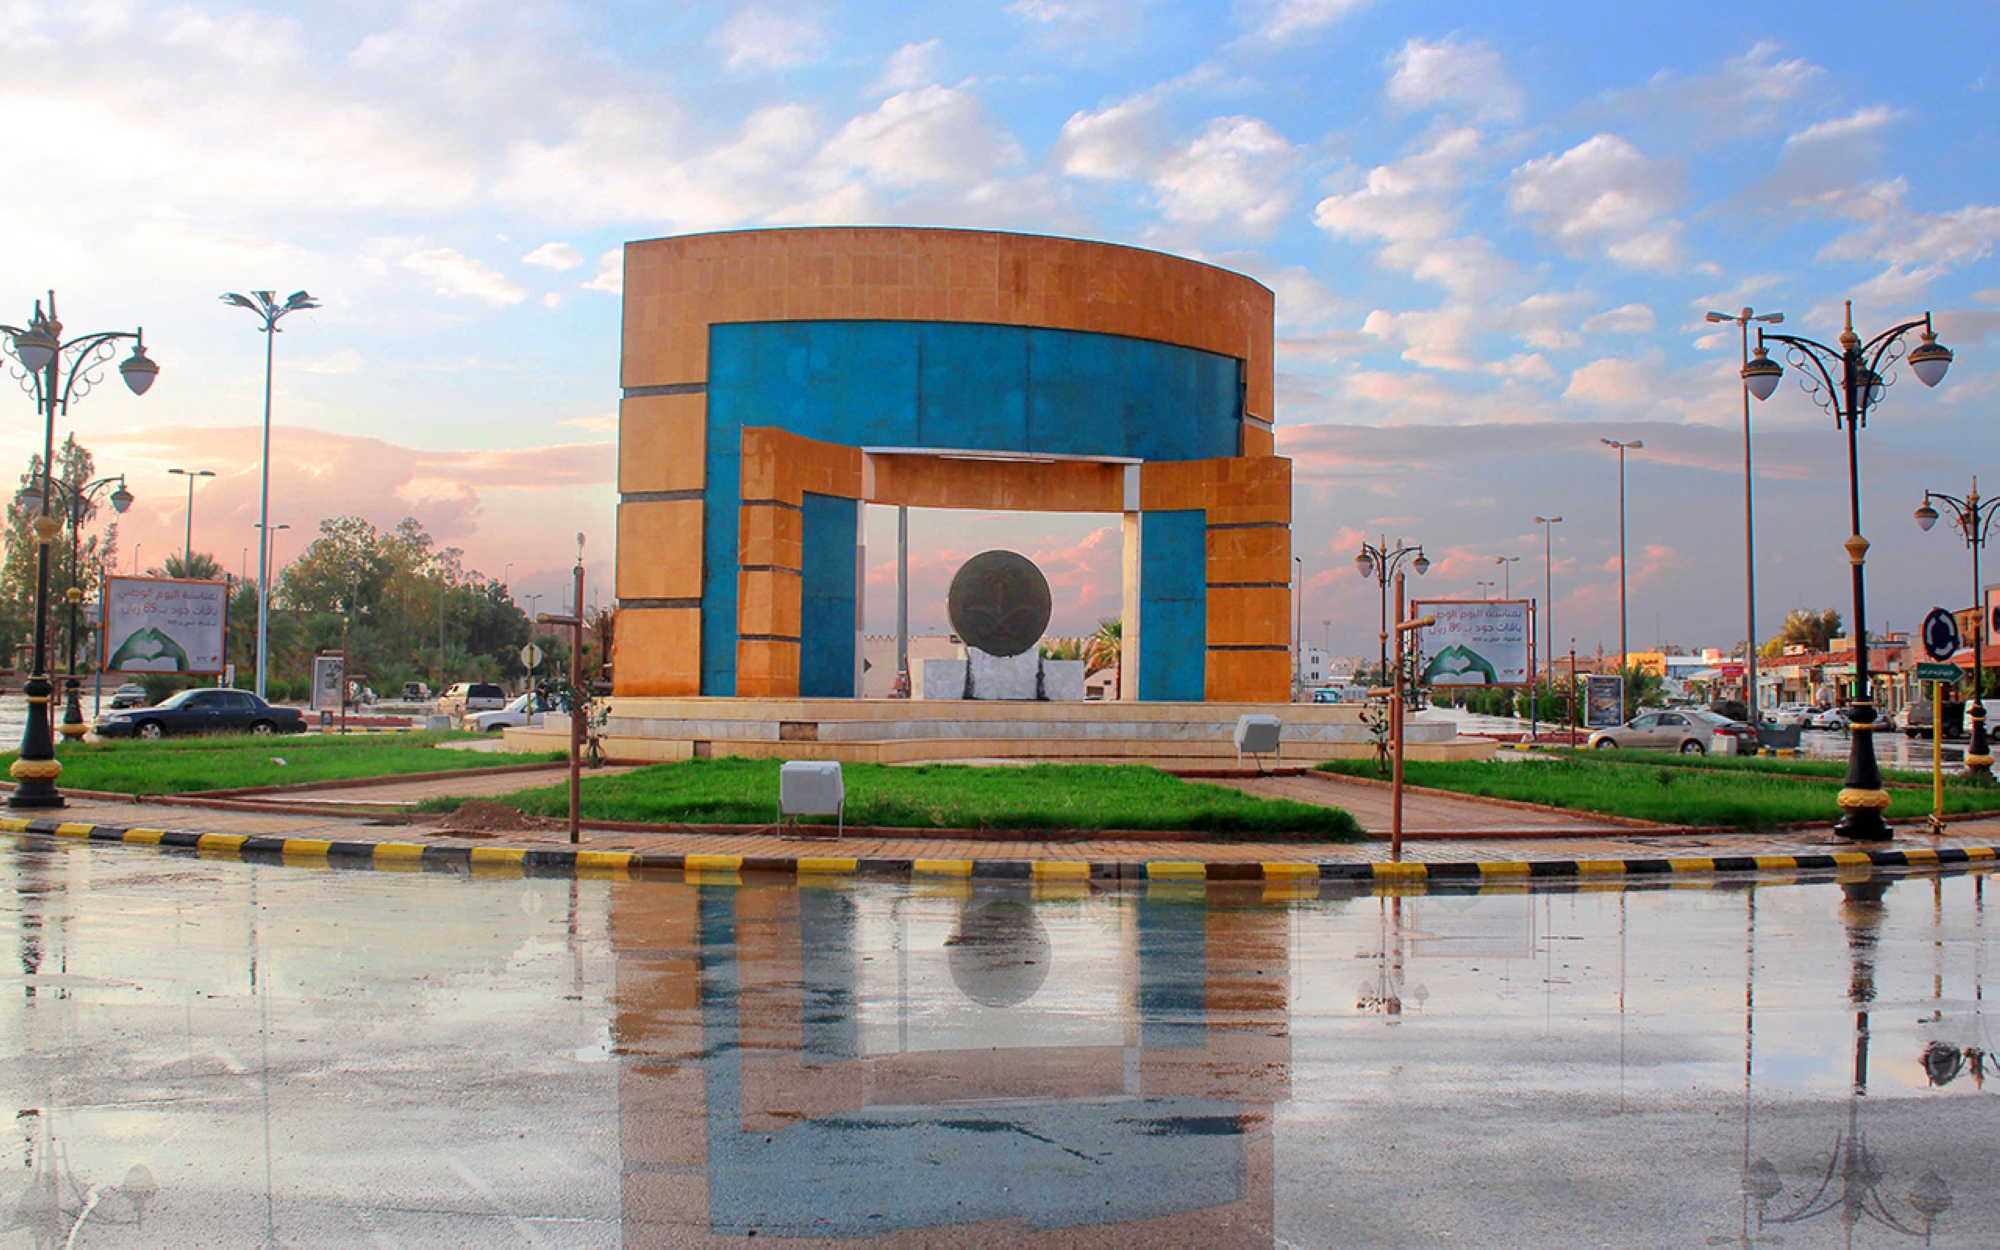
[1,292,158,808]
[1354,537,1427,685]
[1743,301,1953,840]
[17,474,135,740]
[1915,479,1998,780]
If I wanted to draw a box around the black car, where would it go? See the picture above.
[95,688,309,739]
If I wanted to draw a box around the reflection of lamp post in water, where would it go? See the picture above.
[1744,878,1952,1243]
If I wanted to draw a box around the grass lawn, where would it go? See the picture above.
[422,757,1366,840]
[1317,755,2000,830]
[17,732,565,795]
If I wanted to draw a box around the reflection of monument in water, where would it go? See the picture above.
[609,880,1291,1242]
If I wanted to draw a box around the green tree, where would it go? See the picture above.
[151,551,223,580]
[1085,618,1122,698]
[2,436,120,672]
[1774,608,1843,654]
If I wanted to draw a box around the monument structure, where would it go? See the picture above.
[546,226,1492,764]
[612,226,1290,703]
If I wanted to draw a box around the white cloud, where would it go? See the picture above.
[1386,36,1522,122]
[1313,128,1512,296]
[874,40,941,93]
[1508,134,1685,271]
[581,250,622,294]
[1247,0,1371,41]
[1582,303,1657,334]
[712,7,822,71]
[1607,41,1824,139]
[1055,95,1160,180]
[522,241,584,270]
[1564,355,1662,408]
[1150,116,1298,233]
[823,85,1023,190]
[402,249,526,305]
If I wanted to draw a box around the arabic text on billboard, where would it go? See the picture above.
[101,577,227,675]
[1412,600,1531,687]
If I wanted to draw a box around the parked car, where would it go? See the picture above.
[1808,706,1850,731]
[1768,702,1817,729]
[465,690,562,733]
[1707,699,1749,724]
[95,688,308,739]
[437,682,507,718]
[1587,708,1759,755]
[402,682,432,702]
[1896,701,1966,739]
[108,682,148,709]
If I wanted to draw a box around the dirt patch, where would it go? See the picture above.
[433,799,547,835]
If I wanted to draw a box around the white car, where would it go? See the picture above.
[1768,702,1817,728]
[465,692,555,733]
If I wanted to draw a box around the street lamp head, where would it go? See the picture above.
[1908,326,1953,388]
[1915,497,1939,532]
[118,336,159,396]
[1354,550,1375,578]
[16,484,43,514]
[1859,367,1884,410]
[11,321,57,372]
[1741,344,1783,402]
[110,482,133,513]
[1704,311,1728,323]
[1413,552,1430,575]
[282,291,319,312]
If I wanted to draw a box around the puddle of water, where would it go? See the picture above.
[0,846,1994,1246]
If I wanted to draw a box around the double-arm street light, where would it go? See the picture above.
[1355,537,1428,685]
[1915,480,1997,781]
[1708,307,1785,724]
[1534,516,1563,682]
[18,475,134,739]
[1599,439,1644,670]
[223,290,317,701]
[1494,555,1519,598]
[1745,300,1954,840]
[1,292,159,809]
[167,467,214,569]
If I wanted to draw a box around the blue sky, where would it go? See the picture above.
[2,0,1996,660]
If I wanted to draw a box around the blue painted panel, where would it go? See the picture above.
[1139,510,1206,702]
[799,492,858,697]
[919,323,1030,451]
[703,321,1243,695]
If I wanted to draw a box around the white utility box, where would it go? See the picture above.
[779,760,846,834]
[1233,714,1284,768]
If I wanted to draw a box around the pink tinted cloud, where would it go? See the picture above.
[90,424,614,586]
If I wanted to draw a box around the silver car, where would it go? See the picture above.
[1587,709,1757,755]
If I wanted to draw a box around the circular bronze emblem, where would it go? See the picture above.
[947,550,1052,658]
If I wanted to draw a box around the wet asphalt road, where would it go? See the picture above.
[1,844,1996,1246]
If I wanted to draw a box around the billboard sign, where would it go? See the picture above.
[1585,674,1625,727]
[100,577,228,675]
[311,655,345,713]
[1410,599,1532,687]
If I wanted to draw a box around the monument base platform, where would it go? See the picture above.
[503,697,1497,767]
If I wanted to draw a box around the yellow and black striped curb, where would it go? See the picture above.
[2,816,1997,885]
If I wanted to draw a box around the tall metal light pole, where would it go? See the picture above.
[1,292,159,809]
[1534,516,1563,684]
[1355,537,1428,684]
[1599,439,1644,670]
[1476,580,1494,599]
[1745,300,1954,840]
[1915,481,1997,780]
[253,522,289,684]
[222,290,318,701]
[1494,555,1519,598]
[167,467,214,568]
[1708,307,1785,724]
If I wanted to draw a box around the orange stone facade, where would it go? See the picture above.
[615,226,1292,702]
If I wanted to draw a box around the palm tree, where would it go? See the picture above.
[154,551,224,581]
[1085,617,1122,698]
